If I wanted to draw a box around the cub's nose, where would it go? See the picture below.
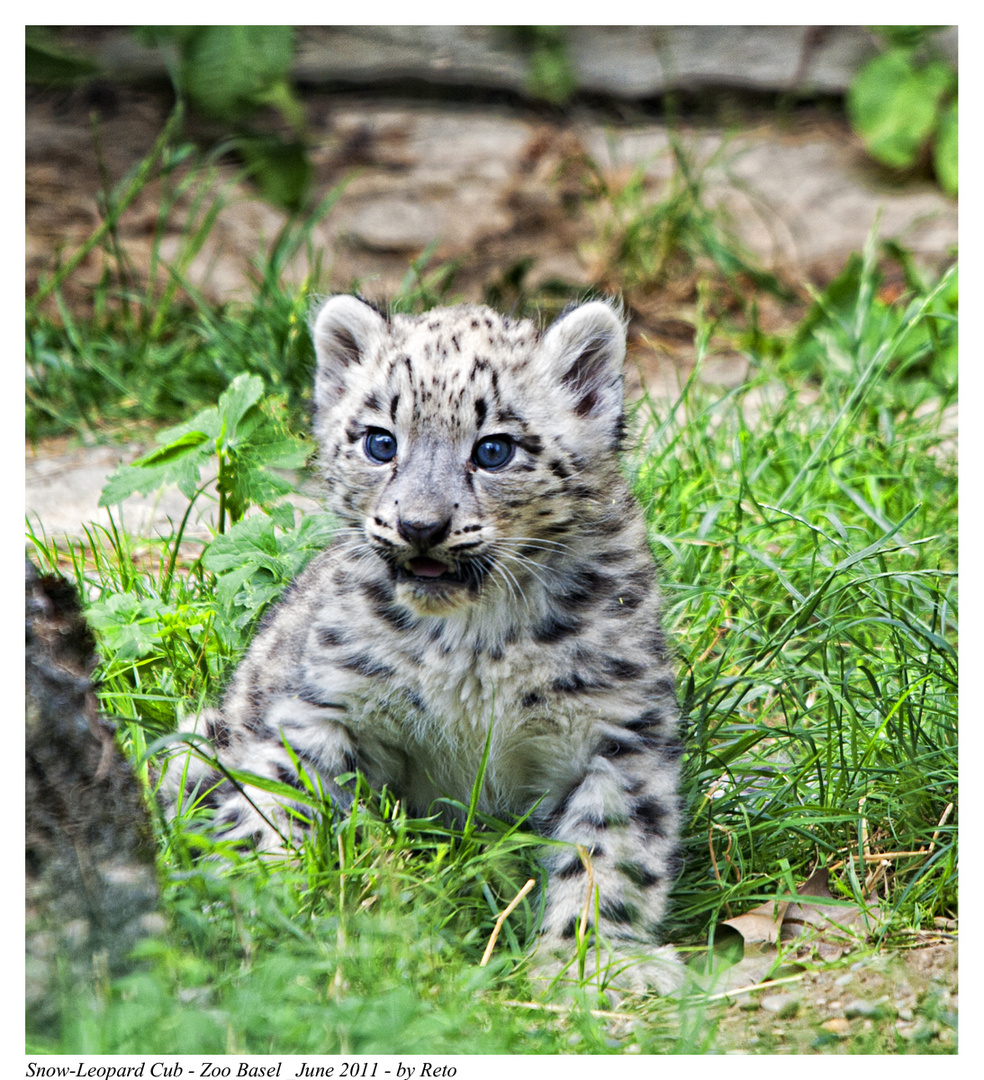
[397,517,451,547]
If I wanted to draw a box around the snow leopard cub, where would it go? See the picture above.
[170,296,683,992]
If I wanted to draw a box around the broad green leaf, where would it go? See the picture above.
[204,510,335,637]
[98,452,206,506]
[180,26,294,120]
[86,593,172,661]
[237,135,312,213]
[848,50,953,168]
[216,373,266,447]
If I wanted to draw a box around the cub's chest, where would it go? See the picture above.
[346,642,596,815]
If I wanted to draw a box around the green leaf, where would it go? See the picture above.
[869,25,941,49]
[98,453,206,507]
[180,26,295,120]
[215,373,266,449]
[848,50,954,168]
[237,135,312,213]
[203,510,335,636]
[86,593,171,661]
[26,40,99,84]
[934,98,958,195]
[132,430,211,466]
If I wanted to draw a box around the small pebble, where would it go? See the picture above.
[844,999,879,1018]
[760,993,800,1018]
[821,1018,850,1036]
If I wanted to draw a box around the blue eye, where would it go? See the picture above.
[365,429,397,463]
[472,435,514,470]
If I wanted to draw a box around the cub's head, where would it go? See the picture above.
[311,296,627,615]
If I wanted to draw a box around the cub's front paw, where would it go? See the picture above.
[532,934,685,1003]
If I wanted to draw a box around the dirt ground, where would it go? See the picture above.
[706,941,957,1053]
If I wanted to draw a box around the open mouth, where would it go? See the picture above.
[394,556,487,591]
[406,557,452,579]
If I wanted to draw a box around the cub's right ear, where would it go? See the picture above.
[311,295,388,405]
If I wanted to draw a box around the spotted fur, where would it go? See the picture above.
[167,296,683,993]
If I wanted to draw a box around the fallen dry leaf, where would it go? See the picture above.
[717,868,881,968]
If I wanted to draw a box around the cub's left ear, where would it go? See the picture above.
[538,301,626,443]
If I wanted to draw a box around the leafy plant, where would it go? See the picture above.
[848,27,957,194]
[99,373,310,536]
[783,235,957,410]
[136,26,310,211]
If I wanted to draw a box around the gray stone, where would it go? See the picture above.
[84,26,957,101]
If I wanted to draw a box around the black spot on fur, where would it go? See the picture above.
[516,434,543,455]
[275,764,308,791]
[404,689,426,713]
[608,588,645,614]
[197,771,227,809]
[205,715,232,749]
[617,861,662,888]
[624,708,664,734]
[554,856,587,879]
[496,406,526,426]
[598,734,641,759]
[521,692,544,708]
[599,900,636,925]
[634,798,670,837]
[376,603,415,632]
[296,684,347,710]
[560,916,579,940]
[602,656,644,681]
[339,654,396,679]
[315,625,345,648]
[574,809,611,830]
[664,848,684,882]
[552,671,586,694]
[361,579,394,607]
[532,615,581,644]
[215,805,242,827]
[475,398,487,428]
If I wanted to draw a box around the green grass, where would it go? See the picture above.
[26,127,957,1054]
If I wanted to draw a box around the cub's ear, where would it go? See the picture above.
[537,300,626,444]
[311,295,388,406]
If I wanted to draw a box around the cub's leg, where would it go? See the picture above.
[535,733,683,995]
[165,699,359,853]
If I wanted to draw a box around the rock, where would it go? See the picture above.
[25,562,160,1029]
[844,999,881,1018]
[760,993,800,1018]
[88,26,958,100]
